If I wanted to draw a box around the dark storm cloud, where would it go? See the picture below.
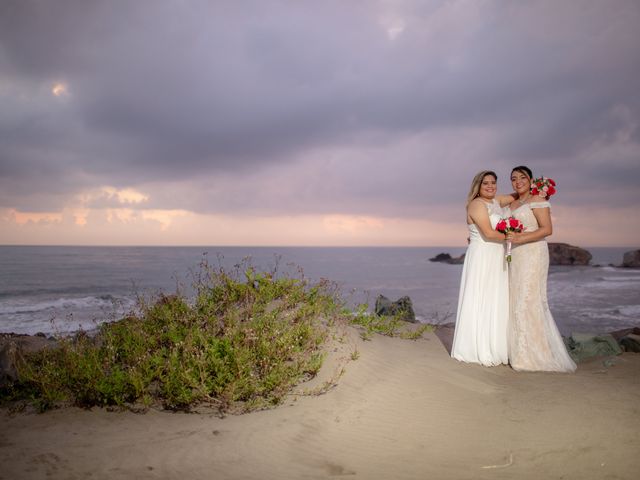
[0,0,639,215]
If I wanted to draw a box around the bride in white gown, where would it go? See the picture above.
[451,171,514,366]
[507,166,576,372]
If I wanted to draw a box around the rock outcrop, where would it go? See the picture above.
[430,244,592,266]
[621,249,640,268]
[547,243,592,266]
[374,295,417,323]
[0,333,58,387]
[609,327,640,352]
[564,333,622,362]
[429,253,465,265]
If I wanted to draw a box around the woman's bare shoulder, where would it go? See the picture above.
[468,197,487,209]
[530,194,551,205]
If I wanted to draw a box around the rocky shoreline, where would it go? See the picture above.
[434,323,640,362]
[430,245,640,267]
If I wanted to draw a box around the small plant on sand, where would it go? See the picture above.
[349,303,433,340]
[3,265,347,413]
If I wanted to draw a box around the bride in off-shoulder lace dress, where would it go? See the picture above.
[507,167,576,372]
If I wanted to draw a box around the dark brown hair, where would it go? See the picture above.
[511,165,533,179]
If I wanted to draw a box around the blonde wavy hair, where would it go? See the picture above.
[466,170,497,207]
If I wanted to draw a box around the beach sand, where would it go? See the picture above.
[1,327,639,480]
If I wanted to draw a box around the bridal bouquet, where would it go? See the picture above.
[530,176,557,198]
[496,217,524,263]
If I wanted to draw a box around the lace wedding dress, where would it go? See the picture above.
[508,201,576,372]
[452,199,509,366]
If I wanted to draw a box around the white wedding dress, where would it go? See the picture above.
[451,199,509,366]
[508,201,576,372]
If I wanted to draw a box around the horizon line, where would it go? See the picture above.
[0,243,637,249]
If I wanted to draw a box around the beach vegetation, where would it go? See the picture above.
[349,304,434,340]
[2,265,342,413]
[1,263,435,414]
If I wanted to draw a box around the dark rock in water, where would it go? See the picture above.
[608,327,640,342]
[429,253,452,262]
[374,295,417,323]
[621,249,640,268]
[429,252,465,265]
[548,243,592,265]
[448,253,465,264]
[0,333,58,387]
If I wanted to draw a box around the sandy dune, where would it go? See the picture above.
[1,328,639,480]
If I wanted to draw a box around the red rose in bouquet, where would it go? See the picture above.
[530,176,557,199]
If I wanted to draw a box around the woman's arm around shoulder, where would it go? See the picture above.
[467,199,505,242]
[497,192,517,207]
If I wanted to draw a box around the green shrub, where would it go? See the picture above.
[5,266,340,413]
[350,303,434,340]
[2,264,435,414]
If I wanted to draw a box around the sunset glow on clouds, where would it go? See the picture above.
[3,200,637,247]
[0,0,639,247]
[51,82,68,97]
[0,207,470,246]
[3,209,63,226]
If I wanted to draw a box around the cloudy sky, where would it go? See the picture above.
[1,0,639,247]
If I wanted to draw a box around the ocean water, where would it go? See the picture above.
[0,246,638,336]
